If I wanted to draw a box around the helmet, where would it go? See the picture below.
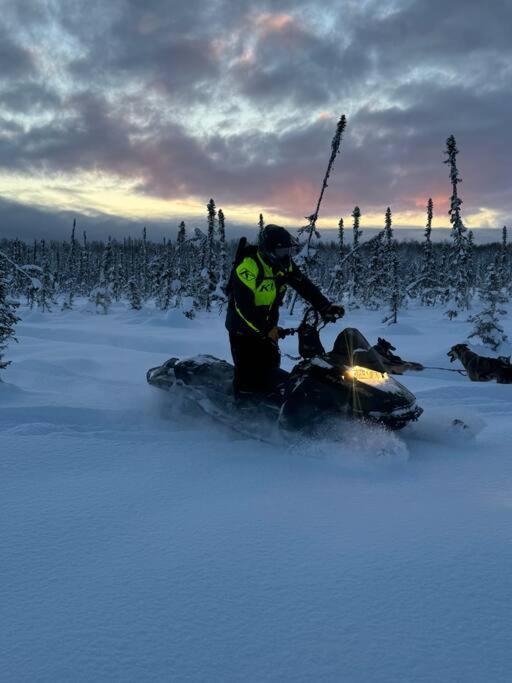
[258,224,300,268]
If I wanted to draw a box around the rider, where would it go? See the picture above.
[225,224,344,398]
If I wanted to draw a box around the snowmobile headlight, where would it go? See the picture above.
[344,366,389,384]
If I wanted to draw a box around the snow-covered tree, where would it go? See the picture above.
[141,226,149,301]
[382,208,401,324]
[497,225,509,292]
[337,217,345,259]
[364,231,386,309]
[417,198,441,305]
[258,213,265,240]
[0,257,20,375]
[297,114,346,274]
[347,206,362,306]
[203,198,218,311]
[62,219,80,310]
[171,222,188,309]
[79,231,90,296]
[127,275,142,310]
[444,135,471,318]
[112,247,124,302]
[468,259,508,351]
[177,221,186,247]
[91,238,114,314]
[217,208,228,289]
[328,217,346,298]
[36,241,56,312]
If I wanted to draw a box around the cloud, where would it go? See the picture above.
[1,82,61,113]
[0,0,511,238]
[0,26,35,79]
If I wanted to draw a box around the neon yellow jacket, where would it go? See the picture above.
[225,251,329,336]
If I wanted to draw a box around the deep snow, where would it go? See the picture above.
[2,304,512,682]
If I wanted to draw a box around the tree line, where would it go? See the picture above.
[1,134,511,374]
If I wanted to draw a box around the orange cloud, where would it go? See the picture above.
[412,192,450,221]
[317,112,335,121]
[267,179,319,217]
[253,13,295,35]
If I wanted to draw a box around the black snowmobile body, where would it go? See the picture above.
[147,311,423,434]
[279,326,422,431]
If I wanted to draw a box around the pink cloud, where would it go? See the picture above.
[253,12,295,36]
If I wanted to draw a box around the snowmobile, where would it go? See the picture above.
[146,308,423,437]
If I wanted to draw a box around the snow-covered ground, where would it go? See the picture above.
[2,304,512,682]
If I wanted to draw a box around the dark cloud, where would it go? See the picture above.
[0,26,35,78]
[228,15,368,105]
[1,0,511,237]
[1,82,61,113]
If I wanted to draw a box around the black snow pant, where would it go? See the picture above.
[229,332,282,397]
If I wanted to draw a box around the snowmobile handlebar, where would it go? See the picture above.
[278,306,341,340]
[278,327,297,339]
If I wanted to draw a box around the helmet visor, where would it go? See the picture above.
[273,243,300,260]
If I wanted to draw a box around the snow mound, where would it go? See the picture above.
[404,407,486,446]
[291,418,409,470]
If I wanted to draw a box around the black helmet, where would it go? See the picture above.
[258,224,300,268]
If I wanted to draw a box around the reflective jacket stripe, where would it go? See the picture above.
[235,303,261,333]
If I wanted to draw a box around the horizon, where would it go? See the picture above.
[0,195,508,246]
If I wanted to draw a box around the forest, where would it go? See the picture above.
[1,133,511,374]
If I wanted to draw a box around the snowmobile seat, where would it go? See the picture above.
[174,355,234,392]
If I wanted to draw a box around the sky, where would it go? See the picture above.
[0,0,511,239]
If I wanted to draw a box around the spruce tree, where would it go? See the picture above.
[258,213,265,240]
[497,225,509,291]
[337,217,344,261]
[468,259,508,351]
[364,232,386,309]
[418,198,440,305]
[348,206,362,306]
[444,134,471,318]
[217,208,228,289]
[329,217,345,298]
[127,275,142,310]
[141,226,149,301]
[91,238,114,314]
[0,258,20,374]
[80,231,90,296]
[466,229,475,296]
[204,198,218,311]
[154,242,172,311]
[62,219,80,310]
[36,240,56,312]
[382,208,400,323]
[177,221,186,247]
[112,246,124,302]
[173,222,187,309]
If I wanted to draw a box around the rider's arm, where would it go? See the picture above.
[287,261,331,313]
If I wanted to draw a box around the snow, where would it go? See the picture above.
[2,304,512,681]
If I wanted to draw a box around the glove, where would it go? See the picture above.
[267,327,282,342]
[322,303,345,323]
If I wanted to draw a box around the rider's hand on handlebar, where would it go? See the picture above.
[322,303,345,323]
[268,327,281,342]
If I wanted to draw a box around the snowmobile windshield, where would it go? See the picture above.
[331,328,386,372]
